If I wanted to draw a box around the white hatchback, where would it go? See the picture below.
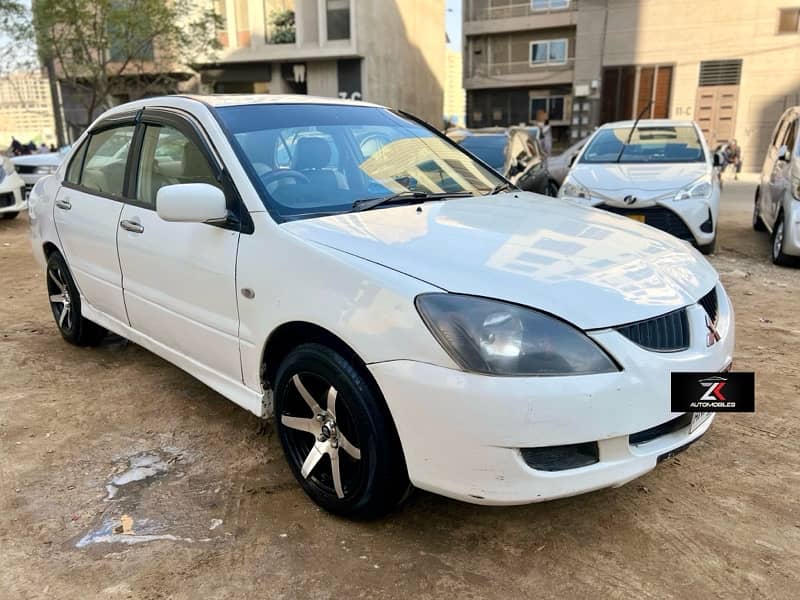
[559,119,720,254]
[29,96,734,517]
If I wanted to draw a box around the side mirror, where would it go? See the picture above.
[156,183,228,223]
[778,145,790,162]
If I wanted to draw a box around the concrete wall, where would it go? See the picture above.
[357,0,445,125]
[594,0,800,170]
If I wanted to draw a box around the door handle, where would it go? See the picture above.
[119,219,144,234]
[55,199,71,210]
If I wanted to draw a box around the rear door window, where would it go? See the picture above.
[79,126,136,196]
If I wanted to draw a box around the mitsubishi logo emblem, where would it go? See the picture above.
[705,315,721,346]
[623,195,637,205]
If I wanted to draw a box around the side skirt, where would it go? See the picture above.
[82,302,265,417]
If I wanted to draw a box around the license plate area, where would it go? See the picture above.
[689,411,711,433]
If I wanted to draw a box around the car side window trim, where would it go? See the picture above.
[61,119,139,203]
[130,107,254,234]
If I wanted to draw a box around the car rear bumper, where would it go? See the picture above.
[0,174,26,214]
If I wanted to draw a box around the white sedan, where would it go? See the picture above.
[559,119,721,254]
[29,96,734,517]
[0,155,27,219]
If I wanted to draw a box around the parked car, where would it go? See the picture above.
[30,96,734,517]
[548,135,590,186]
[11,149,68,198]
[559,119,721,254]
[0,155,27,219]
[448,127,560,196]
[754,106,800,266]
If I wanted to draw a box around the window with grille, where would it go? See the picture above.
[698,60,742,86]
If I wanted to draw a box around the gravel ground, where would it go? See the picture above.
[1,179,799,599]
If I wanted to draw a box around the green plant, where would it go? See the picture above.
[269,9,295,44]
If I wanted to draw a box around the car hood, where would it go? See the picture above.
[282,193,719,330]
[11,153,62,167]
[570,162,709,193]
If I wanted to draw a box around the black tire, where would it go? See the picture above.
[546,180,560,197]
[753,189,767,231]
[46,252,107,346]
[1,211,19,220]
[771,212,796,267]
[274,343,410,518]
[698,237,717,255]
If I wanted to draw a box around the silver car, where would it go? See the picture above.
[754,106,800,266]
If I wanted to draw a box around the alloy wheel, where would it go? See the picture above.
[773,220,785,260]
[47,264,73,332]
[280,373,363,499]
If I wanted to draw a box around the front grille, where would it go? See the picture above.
[630,413,692,445]
[615,308,690,352]
[698,287,718,323]
[597,204,695,242]
[14,164,36,174]
[0,192,14,208]
[521,442,599,472]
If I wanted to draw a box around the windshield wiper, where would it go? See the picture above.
[352,190,473,212]
[615,100,653,163]
[489,181,515,195]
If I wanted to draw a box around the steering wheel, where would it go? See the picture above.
[260,169,312,186]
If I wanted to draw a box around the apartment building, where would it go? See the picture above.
[463,0,800,168]
[199,0,445,124]
[444,48,466,126]
[0,70,57,146]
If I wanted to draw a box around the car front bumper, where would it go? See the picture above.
[370,289,734,505]
[0,173,27,214]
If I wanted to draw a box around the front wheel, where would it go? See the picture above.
[771,214,795,266]
[46,252,107,345]
[753,189,767,231]
[274,343,410,518]
[698,237,717,255]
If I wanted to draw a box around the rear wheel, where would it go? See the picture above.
[1,211,19,220]
[753,189,767,231]
[46,252,107,345]
[274,343,410,518]
[771,213,795,266]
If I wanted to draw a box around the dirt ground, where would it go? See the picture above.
[1,179,799,599]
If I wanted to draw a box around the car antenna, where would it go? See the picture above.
[615,100,653,163]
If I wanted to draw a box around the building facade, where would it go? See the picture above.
[444,48,466,126]
[464,0,800,168]
[199,0,445,125]
[0,70,57,147]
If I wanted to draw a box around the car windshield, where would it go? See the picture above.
[459,135,507,171]
[216,104,504,220]
[580,125,705,163]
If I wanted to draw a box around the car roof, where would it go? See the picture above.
[96,93,384,121]
[599,119,697,129]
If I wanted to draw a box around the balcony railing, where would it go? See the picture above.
[470,0,576,21]
[470,58,574,78]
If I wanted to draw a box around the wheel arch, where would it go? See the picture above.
[43,241,61,259]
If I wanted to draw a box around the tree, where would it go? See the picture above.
[33,0,221,133]
[0,0,36,77]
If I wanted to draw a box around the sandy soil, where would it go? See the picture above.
[1,180,799,599]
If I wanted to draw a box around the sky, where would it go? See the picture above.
[446,0,462,51]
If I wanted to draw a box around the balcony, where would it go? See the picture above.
[464,58,574,90]
[465,1,577,35]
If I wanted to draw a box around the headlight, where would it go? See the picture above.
[674,175,712,201]
[415,294,618,376]
[559,177,591,201]
[34,165,57,175]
